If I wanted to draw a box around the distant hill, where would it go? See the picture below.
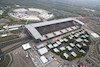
[1,0,100,9]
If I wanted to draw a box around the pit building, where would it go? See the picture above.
[25,18,84,42]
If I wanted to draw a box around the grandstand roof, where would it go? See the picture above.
[25,18,84,40]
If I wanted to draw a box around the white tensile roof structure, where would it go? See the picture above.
[63,53,69,59]
[25,18,84,40]
[56,41,61,45]
[59,39,64,42]
[0,10,4,15]
[38,47,48,55]
[83,39,89,42]
[40,56,48,64]
[37,44,44,49]
[66,46,72,51]
[71,52,77,57]
[53,43,59,47]
[76,38,83,42]
[22,43,31,50]
[63,38,68,42]
[53,48,60,52]
[70,43,75,47]
[76,44,82,48]
[60,47,66,51]
[90,32,100,38]
[48,44,54,49]
[1,34,7,37]
[82,43,87,46]
[80,50,86,53]
[68,36,73,39]
[0,29,4,33]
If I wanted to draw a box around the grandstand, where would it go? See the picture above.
[25,18,84,41]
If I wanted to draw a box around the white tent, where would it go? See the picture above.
[70,43,75,47]
[85,34,89,37]
[1,34,7,37]
[68,36,72,39]
[83,39,88,42]
[80,50,86,53]
[56,41,61,45]
[59,39,64,42]
[53,43,59,47]
[63,38,68,42]
[37,44,44,49]
[60,47,66,51]
[66,46,72,51]
[48,44,54,49]
[82,43,87,46]
[76,38,82,42]
[40,56,48,64]
[53,48,60,52]
[76,44,82,48]
[90,32,100,38]
[0,10,4,15]
[22,43,31,50]
[71,52,77,57]
[63,53,69,59]
[38,47,48,55]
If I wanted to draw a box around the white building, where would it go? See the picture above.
[63,38,68,42]
[48,44,54,49]
[90,32,100,38]
[40,56,48,64]
[38,47,48,55]
[63,53,69,59]
[66,46,72,51]
[1,34,7,37]
[71,52,77,57]
[76,44,82,48]
[70,43,75,47]
[60,47,66,51]
[56,41,61,45]
[59,39,64,42]
[22,43,31,50]
[80,50,86,53]
[0,10,4,15]
[53,48,60,53]
[53,43,59,47]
